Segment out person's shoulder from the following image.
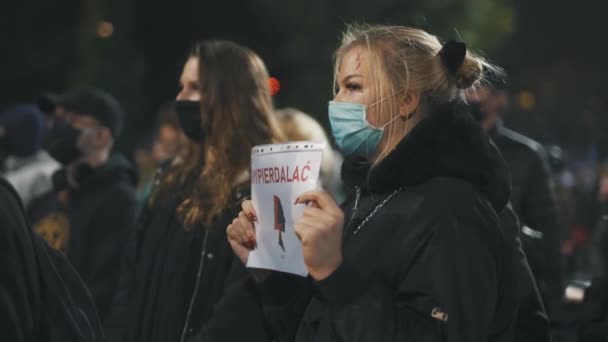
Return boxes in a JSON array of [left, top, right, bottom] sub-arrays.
[[0, 177, 30, 237], [112, 180, 137, 198], [101, 158, 138, 200], [405, 176, 481, 212], [496, 126, 546, 158], [28, 190, 59, 212], [383, 178, 489, 235], [400, 178, 503, 243], [101, 182, 137, 210], [0, 177, 24, 211]]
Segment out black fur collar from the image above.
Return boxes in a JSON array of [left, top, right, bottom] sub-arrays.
[[341, 102, 511, 211]]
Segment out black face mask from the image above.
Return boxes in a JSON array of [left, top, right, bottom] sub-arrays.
[[44, 120, 83, 165], [175, 100, 205, 142]]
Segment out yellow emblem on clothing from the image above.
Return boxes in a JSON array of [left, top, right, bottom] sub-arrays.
[[34, 212, 70, 253]]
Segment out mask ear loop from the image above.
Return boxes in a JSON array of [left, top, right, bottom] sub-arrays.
[[367, 93, 399, 130], [379, 114, 401, 129], [370, 93, 418, 130]]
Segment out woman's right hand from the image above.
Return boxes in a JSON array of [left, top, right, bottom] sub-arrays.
[[226, 200, 257, 265]]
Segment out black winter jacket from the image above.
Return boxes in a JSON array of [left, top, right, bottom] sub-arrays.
[[195, 103, 550, 341], [124, 176, 256, 342], [0, 177, 104, 342], [490, 122, 562, 304], [27, 155, 138, 325]]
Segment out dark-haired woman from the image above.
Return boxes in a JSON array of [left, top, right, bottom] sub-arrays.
[[125, 40, 284, 342]]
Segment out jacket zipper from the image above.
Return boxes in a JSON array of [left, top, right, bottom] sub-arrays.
[[345, 186, 361, 234], [179, 229, 210, 342]]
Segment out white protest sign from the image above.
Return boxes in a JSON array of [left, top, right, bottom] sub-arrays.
[[246, 141, 325, 277]]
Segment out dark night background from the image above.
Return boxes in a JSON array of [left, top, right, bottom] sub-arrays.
[[1, 0, 606, 157]]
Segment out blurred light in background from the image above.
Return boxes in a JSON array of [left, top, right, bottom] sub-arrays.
[[269, 77, 281, 96], [97, 21, 114, 39], [518, 90, 536, 110]]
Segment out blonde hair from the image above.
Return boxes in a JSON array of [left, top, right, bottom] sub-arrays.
[[333, 24, 501, 161], [275, 107, 329, 143], [275, 107, 338, 176], [275, 107, 345, 202]]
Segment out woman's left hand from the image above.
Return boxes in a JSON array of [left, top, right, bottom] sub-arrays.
[[294, 190, 345, 281]]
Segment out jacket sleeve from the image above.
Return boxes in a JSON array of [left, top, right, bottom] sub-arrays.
[[314, 211, 511, 341], [86, 186, 137, 319], [0, 180, 41, 341], [190, 269, 312, 342], [520, 148, 563, 297], [189, 195, 314, 342]]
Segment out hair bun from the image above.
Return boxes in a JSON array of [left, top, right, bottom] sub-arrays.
[[455, 55, 483, 89], [438, 40, 483, 89], [438, 41, 466, 73]]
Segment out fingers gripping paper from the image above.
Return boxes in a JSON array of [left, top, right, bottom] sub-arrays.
[[247, 142, 325, 277]]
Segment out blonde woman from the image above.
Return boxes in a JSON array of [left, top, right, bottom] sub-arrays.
[[220, 25, 548, 341]]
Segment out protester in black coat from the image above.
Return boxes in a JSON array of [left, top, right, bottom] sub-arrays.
[[221, 25, 549, 341], [491, 123, 563, 301], [498, 205, 551, 342], [471, 85, 563, 307], [126, 179, 254, 341], [1, 176, 104, 342], [124, 40, 284, 342], [215, 103, 549, 342], [28, 155, 138, 321], [28, 87, 138, 336]]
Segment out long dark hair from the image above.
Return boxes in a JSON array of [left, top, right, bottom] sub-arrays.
[[153, 40, 285, 228]]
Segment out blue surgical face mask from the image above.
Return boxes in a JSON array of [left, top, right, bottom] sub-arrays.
[[328, 100, 400, 158]]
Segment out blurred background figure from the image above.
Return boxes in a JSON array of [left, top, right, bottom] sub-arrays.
[[469, 84, 563, 309], [275, 107, 346, 203], [27, 86, 138, 339], [132, 133, 155, 211], [584, 164, 608, 276], [0, 104, 60, 207], [545, 146, 581, 273], [152, 103, 185, 166], [132, 103, 186, 211]]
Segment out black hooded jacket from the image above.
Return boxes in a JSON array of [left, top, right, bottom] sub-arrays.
[[490, 121, 562, 305], [0, 176, 104, 342], [194, 103, 550, 342], [27, 155, 138, 325], [123, 169, 255, 342]]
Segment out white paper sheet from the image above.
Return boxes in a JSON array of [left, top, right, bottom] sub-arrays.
[[246, 141, 325, 277]]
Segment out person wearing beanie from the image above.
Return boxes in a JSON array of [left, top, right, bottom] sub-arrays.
[[0, 104, 60, 207], [28, 86, 138, 338]]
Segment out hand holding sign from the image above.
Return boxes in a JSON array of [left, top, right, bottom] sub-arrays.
[[226, 201, 257, 265], [228, 191, 345, 281], [294, 190, 344, 280], [244, 142, 325, 277]]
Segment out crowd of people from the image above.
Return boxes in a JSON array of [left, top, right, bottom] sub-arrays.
[[1, 23, 607, 342]]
